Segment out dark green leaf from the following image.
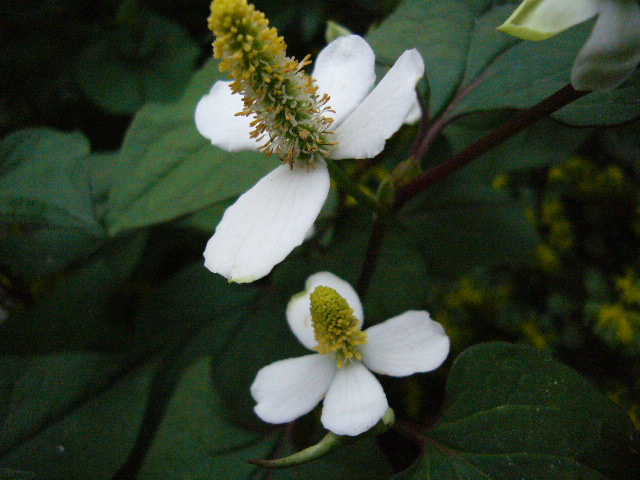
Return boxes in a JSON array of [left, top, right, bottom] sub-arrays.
[[139, 357, 393, 480], [444, 115, 592, 175], [272, 438, 393, 480], [74, 12, 199, 115], [400, 164, 539, 278], [0, 232, 147, 353], [86, 151, 120, 223], [0, 129, 104, 276], [105, 59, 277, 234], [0, 353, 157, 480], [0, 467, 36, 480], [137, 358, 278, 479], [398, 343, 638, 479], [368, 0, 640, 126]]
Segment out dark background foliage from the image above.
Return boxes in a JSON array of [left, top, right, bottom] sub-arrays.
[[0, 0, 639, 479]]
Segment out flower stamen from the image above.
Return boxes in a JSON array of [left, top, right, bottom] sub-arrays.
[[207, 0, 335, 169], [310, 286, 368, 367]]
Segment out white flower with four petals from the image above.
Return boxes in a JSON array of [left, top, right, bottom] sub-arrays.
[[196, 35, 424, 282], [250, 272, 450, 436]]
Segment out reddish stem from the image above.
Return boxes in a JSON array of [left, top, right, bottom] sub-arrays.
[[394, 84, 588, 209]]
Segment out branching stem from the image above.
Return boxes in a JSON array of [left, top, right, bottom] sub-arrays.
[[394, 84, 588, 209]]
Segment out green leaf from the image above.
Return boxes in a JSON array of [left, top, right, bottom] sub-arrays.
[[86, 151, 120, 223], [398, 343, 638, 479], [400, 163, 539, 278], [139, 357, 393, 480], [105, 59, 277, 234], [0, 232, 147, 353], [0, 467, 36, 480], [137, 357, 277, 479], [0, 128, 104, 276], [272, 438, 393, 480], [444, 114, 592, 175], [73, 11, 199, 115], [0, 353, 158, 480], [368, 0, 640, 126]]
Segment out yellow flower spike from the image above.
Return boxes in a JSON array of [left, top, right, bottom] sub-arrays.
[[310, 286, 368, 367], [206, 0, 334, 169]]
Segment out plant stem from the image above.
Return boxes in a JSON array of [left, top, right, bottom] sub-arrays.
[[357, 216, 388, 299], [411, 71, 489, 163], [325, 159, 385, 216], [394, 84, 588, 209]]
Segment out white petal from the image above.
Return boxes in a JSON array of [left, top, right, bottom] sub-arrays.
[[497, 0, 599, 41], [195, 81, 261, 152], [330, 49, 424, 160], [571, 0, 640, 91], [360, 311, 449, 377], [251, 354, 336, 424], [312, 35, 376, 126], [286, 290, 318, 350], [286, 271, 364, 350], [321, 362, 388, 436], [203, 163, 330, 282], [404, 93, 422, 124]]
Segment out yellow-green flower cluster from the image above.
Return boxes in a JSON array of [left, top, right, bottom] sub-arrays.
[[310, 286, 368, 367], [435, 276, 512, 350], [532, 157, 639, 272], [548, 158, 632, 201], [207, 0, 334, 168], [594, 270, 640, 353]]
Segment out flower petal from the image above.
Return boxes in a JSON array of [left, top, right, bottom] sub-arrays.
[[360, 311, 449, 377], [251, 354, 336, 424], [287, 271, 365, 350], [203, 162, 330, 282], [195, 80, 261, 152], [404, 93, 422, 124], [329, 49, 424, 160], [312, 35, 376, 126], [497, 0, 599, 41], [286, 290, 318, 350], [571, 0, 640, 91], [321, 361, 388, 436]]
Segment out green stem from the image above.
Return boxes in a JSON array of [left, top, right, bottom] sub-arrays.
[[394, 84, 588, 210], [325, 159, 385, 217]]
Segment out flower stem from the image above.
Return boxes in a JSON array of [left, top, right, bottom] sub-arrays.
[[325, 159, 385, 216], [357, 216, 388, 299], [394, 84, 588, 209]]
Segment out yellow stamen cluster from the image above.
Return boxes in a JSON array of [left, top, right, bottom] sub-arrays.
[[208, 0, 335, 168], [310, 286, 367, 368]]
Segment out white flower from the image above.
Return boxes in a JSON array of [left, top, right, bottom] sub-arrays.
[[195, 35, 424, 282], [250, 272, 450, 436], [497, 0, 640, 91]]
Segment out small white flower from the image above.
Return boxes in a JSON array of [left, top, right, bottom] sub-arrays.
[[497, 0, 640, 91], [250, 272, 449, 436], [196, 35, 424, 282]]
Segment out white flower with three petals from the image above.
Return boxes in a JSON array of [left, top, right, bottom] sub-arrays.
[[250, 272, 450, 436], [195, 35, 424, 283], [498, 0, 640, 91]]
